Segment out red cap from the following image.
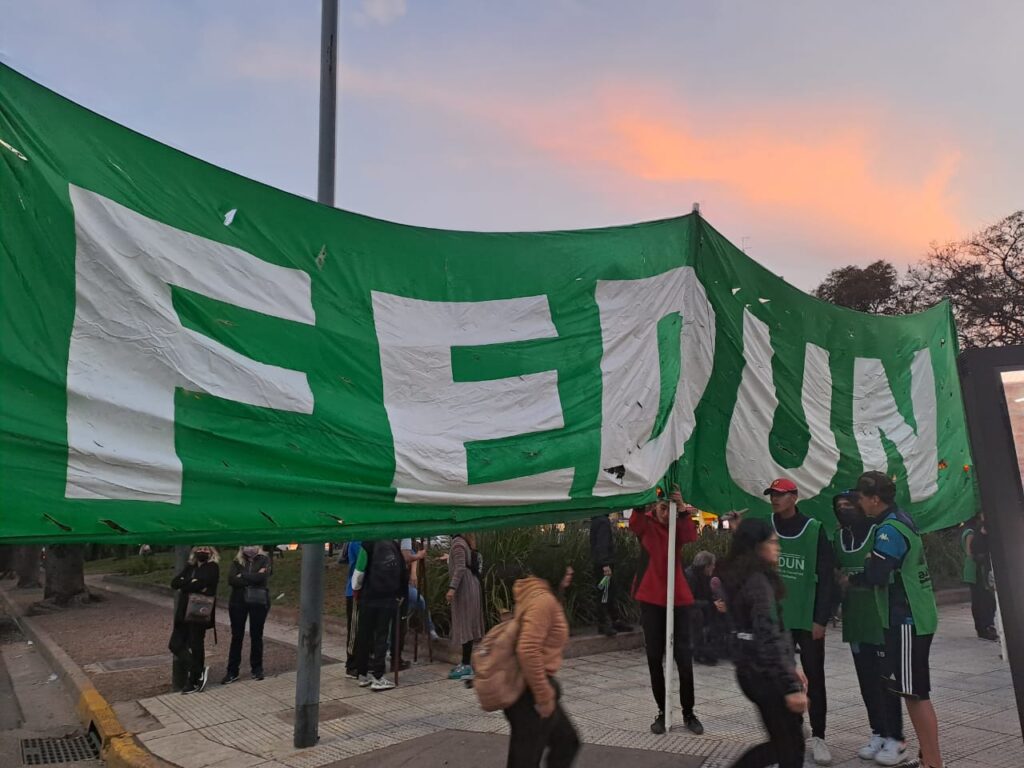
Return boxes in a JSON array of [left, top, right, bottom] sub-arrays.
[[763, 478, 798, 495]]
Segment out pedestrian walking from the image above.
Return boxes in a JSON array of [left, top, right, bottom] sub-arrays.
[[502, 565, 580, 768], [721, 517, 807, 768], [849, 471, 943, 768], [629, 486, 704, 735], [962, 513, 998, 641], [589, 512, 632, 636], [832, 491, 905, 765], [446, 532, 484, 681], [169, 546, 220, 694], [351, 539, 408, 691], [222, 545, 271, 684], [765, 477, 834, 764]]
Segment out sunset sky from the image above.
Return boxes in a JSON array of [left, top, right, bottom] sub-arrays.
[[2, 0, 1021, 287]]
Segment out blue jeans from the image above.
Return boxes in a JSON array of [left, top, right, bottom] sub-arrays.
[[408, 585, 434, 633]]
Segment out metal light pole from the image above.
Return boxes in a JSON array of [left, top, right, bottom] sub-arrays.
[[294, 0, 338, 749], [170, 545, 190, 691]]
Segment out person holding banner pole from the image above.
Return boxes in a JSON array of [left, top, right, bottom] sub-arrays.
[[766, 478, 834, 765], [628, 485, 703, 736]]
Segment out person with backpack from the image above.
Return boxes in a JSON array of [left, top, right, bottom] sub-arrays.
[[351, 539, 408, 691], [721, 518, 807, 768], [222, 545, 272, 684], [832, 492, 905, 765], [169, 546, 220, 695], [446, 532, 484, 681], [473, 564, 579, 768]]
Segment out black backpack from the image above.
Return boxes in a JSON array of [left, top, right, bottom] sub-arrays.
[[366, 540, 402, 597]]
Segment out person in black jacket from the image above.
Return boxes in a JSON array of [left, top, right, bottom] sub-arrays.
[[686, 550, 727, 664], [721, 518, 807, 768], [589, 513, 632, 636], [351, 539, 408, 691], [169, 546, 220, 694], [222, 546, 272, 684]]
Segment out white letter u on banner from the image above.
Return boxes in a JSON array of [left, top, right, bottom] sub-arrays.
[[725, 309, 839, 500]]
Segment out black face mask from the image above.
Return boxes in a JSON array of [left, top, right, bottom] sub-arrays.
[[195, 552, 210, 563], [835, 504, 861, 529]]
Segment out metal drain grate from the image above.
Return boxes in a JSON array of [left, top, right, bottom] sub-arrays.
[[20, 735, 100, 765]]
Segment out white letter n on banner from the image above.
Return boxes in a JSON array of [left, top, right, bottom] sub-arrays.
[[372, 291, 573, 505], [65, 186, 315, 504], [853, 351, 938, 501]]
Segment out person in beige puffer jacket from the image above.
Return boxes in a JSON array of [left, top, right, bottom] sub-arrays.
[[504, 570, 580, 768]]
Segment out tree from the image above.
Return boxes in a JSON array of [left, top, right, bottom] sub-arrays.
[[903, 211, 1024, 348], [29, 545, 96, 613], [813, 260, 901, 313], [811, 212, 1023, 349], [14, 546, 41, 588]]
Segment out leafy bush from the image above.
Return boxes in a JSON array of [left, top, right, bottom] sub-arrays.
[[425, 518, 739, 632], [425, 519, 967, 632], [923, 527, 966, 590]]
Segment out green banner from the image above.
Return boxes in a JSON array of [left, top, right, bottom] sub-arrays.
[[0, 65, 976, 544]]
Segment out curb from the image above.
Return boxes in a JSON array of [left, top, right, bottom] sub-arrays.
[[0, 587, 175, 768]]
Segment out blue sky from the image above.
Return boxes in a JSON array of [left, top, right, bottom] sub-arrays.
[[2, 0, 1021, 286]]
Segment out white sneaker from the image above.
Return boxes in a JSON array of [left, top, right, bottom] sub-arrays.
[[370, 675, 396, 692], [357, 674, 372, 687], [857, 734, 885, 760], [873, 738, 907, 766], [810, 736, 832, 765]]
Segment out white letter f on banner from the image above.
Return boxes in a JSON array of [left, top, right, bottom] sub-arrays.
[[65, 186, 315, 504]]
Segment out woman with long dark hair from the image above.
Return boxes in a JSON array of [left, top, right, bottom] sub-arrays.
[[720, 518, 807, 768]]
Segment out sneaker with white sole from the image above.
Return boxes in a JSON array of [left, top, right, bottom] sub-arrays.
[[858, 734, 885, 760], [873, 738, 907, 766], [810, 736, 832, 765], [196, 666, 209, 693], [357, 674, 372, 687], [370, 676, 396, 692], [447, 664, 474, 681]]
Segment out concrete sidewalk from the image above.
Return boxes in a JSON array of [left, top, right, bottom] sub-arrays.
[[5, 576, 1021, 768], [128, 601, 1021, 768]]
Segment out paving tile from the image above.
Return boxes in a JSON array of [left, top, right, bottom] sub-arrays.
[[145, 732, 249, 768], [124, 601, 1017, 768]]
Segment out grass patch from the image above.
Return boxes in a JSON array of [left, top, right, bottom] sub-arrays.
[[107, 550, 352, 618]]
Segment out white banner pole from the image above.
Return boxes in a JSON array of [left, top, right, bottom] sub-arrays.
[[665, 499, 677, 731]]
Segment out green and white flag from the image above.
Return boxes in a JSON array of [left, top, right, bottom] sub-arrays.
[[0, 65, 976, 544]]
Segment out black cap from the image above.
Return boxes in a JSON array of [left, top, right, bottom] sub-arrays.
[[855, 471, 896, 501]]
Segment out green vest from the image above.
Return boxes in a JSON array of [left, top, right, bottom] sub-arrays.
[[874, 518, 938, 636], [774, 516, 820, 632], [961, 527, 977, 584], [835, 526, 885, 645]]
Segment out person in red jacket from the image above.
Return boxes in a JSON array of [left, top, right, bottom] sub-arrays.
[[629, 485, 703, 736]]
